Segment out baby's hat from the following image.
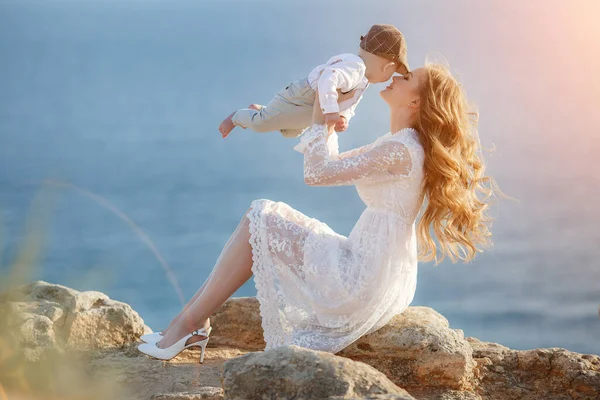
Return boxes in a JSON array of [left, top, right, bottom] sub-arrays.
[[360, 24, 409, 75]]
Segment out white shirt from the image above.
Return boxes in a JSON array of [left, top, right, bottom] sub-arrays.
[[307, 53, 370, 121]]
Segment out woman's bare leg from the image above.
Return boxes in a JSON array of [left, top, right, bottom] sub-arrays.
[[159, 202, 255, 336], [156, 211, 254, 348], [158, 270, 215, 336]]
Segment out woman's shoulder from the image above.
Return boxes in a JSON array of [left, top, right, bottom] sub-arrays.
[[376, 128, 423, 153]]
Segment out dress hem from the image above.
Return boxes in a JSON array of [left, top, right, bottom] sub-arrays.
[[247, 199, 286, 351]]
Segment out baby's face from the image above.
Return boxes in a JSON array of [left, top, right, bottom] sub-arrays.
[[365, 56, 397, 83], [378, 65, 397, 83]]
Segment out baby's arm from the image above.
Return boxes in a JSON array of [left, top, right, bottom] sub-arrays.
[[336, 90, 365, 132], [317, 60, 365, 122], [339, 100, 359, 122]]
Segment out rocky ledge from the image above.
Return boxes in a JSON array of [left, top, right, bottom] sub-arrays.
[[0, 281, 598, 400]]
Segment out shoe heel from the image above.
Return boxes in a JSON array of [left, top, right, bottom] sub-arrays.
[[185, 336, 210, 364], [199, 338, 209, 364]]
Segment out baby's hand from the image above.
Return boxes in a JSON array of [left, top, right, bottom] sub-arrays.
[[324, 112, 341, 125], [334, 116, 349, 132]]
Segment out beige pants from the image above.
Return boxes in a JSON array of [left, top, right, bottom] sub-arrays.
[[232, 78, 316, 138]]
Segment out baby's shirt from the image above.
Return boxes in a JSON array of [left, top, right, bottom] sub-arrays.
[[307, 53, 370, 121]]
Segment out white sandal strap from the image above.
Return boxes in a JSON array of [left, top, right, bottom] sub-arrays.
[[191, 326, 211, 336]]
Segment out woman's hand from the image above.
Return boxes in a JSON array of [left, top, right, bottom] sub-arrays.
[[334, 116, 349, 132]]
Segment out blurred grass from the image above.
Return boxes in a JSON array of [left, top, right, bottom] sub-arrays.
[[0, 183, 131, 400]]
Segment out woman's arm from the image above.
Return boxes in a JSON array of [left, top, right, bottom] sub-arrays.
[[296, 92, 414, 187]]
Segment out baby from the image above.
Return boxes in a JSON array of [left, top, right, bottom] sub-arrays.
[[218, 24, 409, 139]]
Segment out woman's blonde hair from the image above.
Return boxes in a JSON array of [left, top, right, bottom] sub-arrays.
[[413, 62, 501, 265]]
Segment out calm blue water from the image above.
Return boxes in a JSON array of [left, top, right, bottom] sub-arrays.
[[1, 0, 599, 355]]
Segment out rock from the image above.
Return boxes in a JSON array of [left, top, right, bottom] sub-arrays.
[[17, 312, 61, 362], [468, 337, 600, 400], [19, 313, 56, 347], [340, 307, 475, 391], [413, 390, 482, 400], [208, 297, 265, 350], [209, 300, 475, 392], [171, 382, 188, 392], [18, 280, 81, 305], [87, 344, 245, 400], [63, 297, 147, 349], [151, 387, 223, 400], [349, 396, 416, 400], [3, 281, 599, 400], [1, 280, 149, 359], [221, 345, 415, 400]]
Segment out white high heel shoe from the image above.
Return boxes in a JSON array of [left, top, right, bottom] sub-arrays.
[[137, 326, 212, 363], [140, 331, 163, 344]]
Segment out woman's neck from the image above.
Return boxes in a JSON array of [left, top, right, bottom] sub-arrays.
[[389, 106, 415, 134]]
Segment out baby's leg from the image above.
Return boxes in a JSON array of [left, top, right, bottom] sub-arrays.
[[278, 107, 313, 138], [220, 79, 314, 137], [232, 102, 312, 134]]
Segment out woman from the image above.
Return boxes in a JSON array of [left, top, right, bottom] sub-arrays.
[[138, 63, 495, 362]]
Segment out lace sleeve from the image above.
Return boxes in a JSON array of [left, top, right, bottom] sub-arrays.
[[337, 142, 374, 160], [316, 132, 372, 160], [299, 124, 413, 187]]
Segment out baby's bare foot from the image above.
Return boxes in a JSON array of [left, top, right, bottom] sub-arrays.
[[219, 111, 236, 138], [248, 104, 263, 111]]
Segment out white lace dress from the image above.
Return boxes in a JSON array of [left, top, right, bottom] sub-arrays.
[[246, 123, 425, 354]]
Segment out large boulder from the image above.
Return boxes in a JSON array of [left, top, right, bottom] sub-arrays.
[[153, 297, 600, 399], [221, 345, 415, 400], [340, 307, 475, 391], [210, 299, 475, 392], [468, 337, 600, 400], [0, 280, 149, 360]]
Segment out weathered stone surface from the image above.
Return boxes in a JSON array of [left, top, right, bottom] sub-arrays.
[[209, 299, 475, 392], [1, 280, 149, 359], [468, 337, 600, 400], [221, 345, 415, 400], [63, 297, 147, 349], [408, 389, 482, 400], [340, 307, 475, 391], [208, 297, 265, 350], [88, 344, 248, 400], [151, 387, 223, 400], [3, 282, 599, 400]]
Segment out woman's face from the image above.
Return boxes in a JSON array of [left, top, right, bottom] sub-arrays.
[[380, 67, 425, 107]]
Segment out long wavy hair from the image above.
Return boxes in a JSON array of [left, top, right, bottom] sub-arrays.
[[413, 63, 501, 265]]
